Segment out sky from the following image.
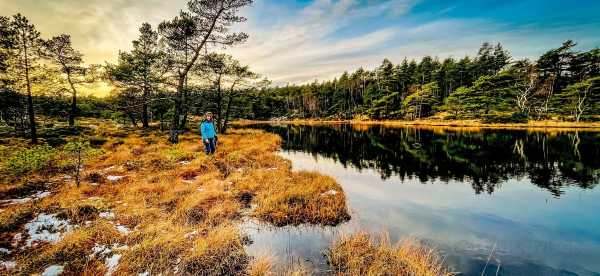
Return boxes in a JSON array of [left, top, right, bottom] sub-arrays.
[[2, 0, 600, 87]]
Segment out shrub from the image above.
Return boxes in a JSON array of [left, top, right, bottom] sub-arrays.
[[5, 145, 57, 175], [481, 112, 528, 124]]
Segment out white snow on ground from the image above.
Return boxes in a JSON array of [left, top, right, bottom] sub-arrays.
[[106, 175, 125, 182], [90, 244, 112, 258], [115, 224, 130, 234], [89, 243, 128, 275], [0, 191, 52, 206], [41, 265, 64, 276], [12, 233, 21, 247], [320, 190, 338, 197], [138, 272, 149, 276], [24, 213, 74, 247], [0, 247, 11, 254], [105, 254, 121, 275], [184, 230, 198, 239], [1, 261, 16, 271], [89, 243, 128, 259], [99, 212, 115, 220]]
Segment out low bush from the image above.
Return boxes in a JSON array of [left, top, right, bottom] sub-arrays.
[[4, 145, 57, 175], [481, 112, 528, 123]]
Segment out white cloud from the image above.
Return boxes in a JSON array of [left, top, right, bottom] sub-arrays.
[[2, 0, 598, 88]]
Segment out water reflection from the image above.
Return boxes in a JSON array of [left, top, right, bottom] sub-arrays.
[[237, 124, 600, 275], [253, 124, 600, 197]]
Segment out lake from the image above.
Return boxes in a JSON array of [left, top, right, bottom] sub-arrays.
[[238, 123, 600, 276]]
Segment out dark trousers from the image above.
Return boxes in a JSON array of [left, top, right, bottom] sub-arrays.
[[204, 137, 216, 154]]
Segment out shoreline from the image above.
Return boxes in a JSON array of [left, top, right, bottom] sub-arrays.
[[233, 119, 600, 131]]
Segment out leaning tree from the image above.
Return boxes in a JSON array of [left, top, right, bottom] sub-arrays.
[[158, 0, 253, 143]]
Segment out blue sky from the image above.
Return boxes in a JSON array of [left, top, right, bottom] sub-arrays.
[[2, 0, 600, 86], [229, 0, 600, 84]]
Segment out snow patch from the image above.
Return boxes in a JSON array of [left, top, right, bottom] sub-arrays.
[[99, 212, 115, 220], [106, 175, 125, 182], [0, 247, 11, 254], [178, 160, 191, 165], [24, 213, 73, 247], [320, 190, 338, 197], [105, 254, 121, 275], [115, 224, 130, 234], [0, 191, 52, 206], [42, 265, 64, 276], [90, 244, 112, 258], [184, 230, 198, 239], [1, 261, 16, 271], [12, 233, 21, 247]]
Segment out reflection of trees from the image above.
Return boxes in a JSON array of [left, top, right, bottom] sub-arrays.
[[254, 124, 600, 196]]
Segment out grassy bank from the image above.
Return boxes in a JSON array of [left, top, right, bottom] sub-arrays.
[[0, 121, 448, 275], [234, 119, 600, 132]]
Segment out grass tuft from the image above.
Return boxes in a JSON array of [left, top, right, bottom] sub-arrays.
[[327, 232, 452, 276]]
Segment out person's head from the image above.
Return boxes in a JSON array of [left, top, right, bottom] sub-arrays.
[[205, 112, 213, 121]]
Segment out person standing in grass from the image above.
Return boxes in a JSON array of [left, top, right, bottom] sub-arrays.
[[200, 112, 217, 154]]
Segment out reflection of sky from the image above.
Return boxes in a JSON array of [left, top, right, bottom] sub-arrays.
[[244, 151, 600, 275]]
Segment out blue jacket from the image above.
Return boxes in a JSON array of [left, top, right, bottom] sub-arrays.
[[200, 120, 217, 141]]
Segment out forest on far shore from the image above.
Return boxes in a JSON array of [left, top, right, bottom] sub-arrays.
[[252, 41, 600, 123]]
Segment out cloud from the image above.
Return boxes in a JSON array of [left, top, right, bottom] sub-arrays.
[[228, 0, 600, 86], [228, 0, 416, 85], [2, 0, 599, 88], [1, 0, 187, 64]]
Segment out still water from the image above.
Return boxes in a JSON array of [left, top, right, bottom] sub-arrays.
[[239, 124, 600, 275]]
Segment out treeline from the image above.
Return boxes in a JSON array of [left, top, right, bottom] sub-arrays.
[[247, 41, 600, 122], [1, 0, 259, 144]]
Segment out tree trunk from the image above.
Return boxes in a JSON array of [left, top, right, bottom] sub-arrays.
[[142, 86, 149, 128], [169, 77, 184, 143], [128, 111, 138, 127], [142, 101, 149, 128], [215, 75, 223, 132], [67, 73, 77, 127], [23, 41, 37, 144], [222, 94, 234, 134]]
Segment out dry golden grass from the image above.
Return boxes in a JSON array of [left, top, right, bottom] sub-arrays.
[[1, 120, 451, 275], [328, 232, 453, 276], [0, 120, 351, 274]]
